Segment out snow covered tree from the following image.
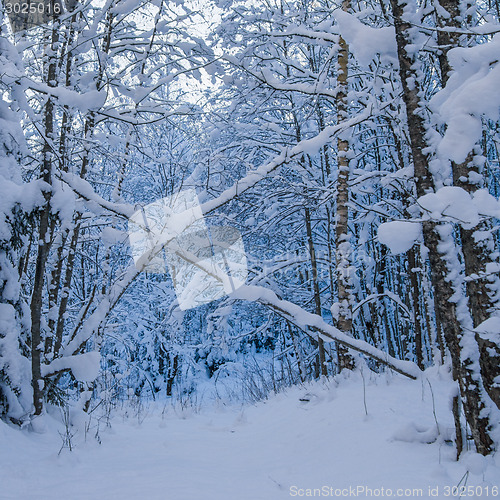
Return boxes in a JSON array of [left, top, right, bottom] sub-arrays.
[[4, 0, 218, 417], [334, 0, 355, 372], [0, 0, 498, 463], [0, 28, 33, 422], [389, 0, 498, 455]]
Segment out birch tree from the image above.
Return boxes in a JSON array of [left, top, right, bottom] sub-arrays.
[[389, 0, 496, 455]]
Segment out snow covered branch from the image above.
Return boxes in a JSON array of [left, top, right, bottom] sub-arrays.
[[233, 285, 422, 380]]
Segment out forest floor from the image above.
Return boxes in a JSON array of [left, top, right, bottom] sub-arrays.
[[1, 368, 499, 500]]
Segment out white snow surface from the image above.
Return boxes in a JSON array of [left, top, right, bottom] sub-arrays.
[[1, 369, 498, 500], [475, 316, 500, 347], [431, 34, 500, 163], [333, 11, 398, 66], [378, 221, 421, 254], [41, 352, 101, 383], [418, 187, 500, 229]]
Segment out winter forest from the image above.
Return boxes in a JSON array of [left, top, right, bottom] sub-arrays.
[[1, 0, 500, 497]]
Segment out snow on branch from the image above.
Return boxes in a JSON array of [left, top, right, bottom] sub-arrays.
[[62, 265, 140, 357], [57, 108, 373, 222], [333, 11, 398, 66], [431, 34, 500, 163], [59, 172, 135, 218], [233, 285, 422, 380], [201, 107, 373, 215], [42, 352, 100, 382]]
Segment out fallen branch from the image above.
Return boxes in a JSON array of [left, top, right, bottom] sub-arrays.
[[233, 285, 422, 380]]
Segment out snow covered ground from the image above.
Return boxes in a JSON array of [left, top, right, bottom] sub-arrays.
[[1, 368, 499, 500]]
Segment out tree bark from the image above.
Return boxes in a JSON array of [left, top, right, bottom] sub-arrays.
[[31, 26, 59, 416], [436, 0, 500, 411], [390, 0, 494, 455], [305, 206, 327, 376], [335, 0, 355, 372]]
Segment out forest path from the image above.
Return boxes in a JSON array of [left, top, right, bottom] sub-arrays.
[[1, 370, 498, 500]]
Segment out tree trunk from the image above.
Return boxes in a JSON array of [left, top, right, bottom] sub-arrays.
[[436, 0, 500, 411], [408, 248, 424, 369], [389, 0, 494, 455], [305, 206, 327, 376], [30, 26, 59, 416], [335, 0, 355, 372]]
